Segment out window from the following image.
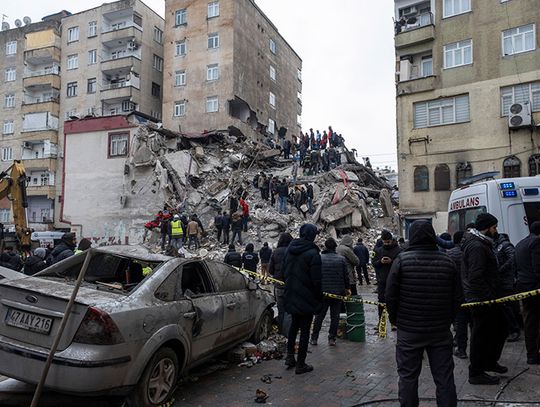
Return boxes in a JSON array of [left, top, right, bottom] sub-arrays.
[[153, 54, 163, 71], [503, 24, 536, 56], [414, 95, 470, 128], [175, 70, 186, 86], [206, 96, 218, 113], [207, 64, 219, 81], [67, 27, 79, 43], [456, 162, 472, 185], [67, 82, 78, 97], [5, 41, 16, 55], [414, 166, 429, 191], [503, 156, 521, 178], [88, 49, 97, 65], [109, 133, 129, 157], [4, 68, 16, 82], [175, 9, 187, 26], [269, 92, 276, 108], [133, 13, 143, 28], [268, 118, 275, 134], [444, 39, 472, 69], [111, 50, 126, 59], [208, 1, 220, 18], [175, 40, 186, 56], [0, 209, 9, 223], [174, 100, 186, 117], [270, 66, 276, 81], [501, 82, 540, 116], [111, 22, 126, 31], [151, 82, 161, 98], [122, 100, 134, 112], [434, 164, 451, 191], [153, 27, 163, 44], [88, 21, 97, 37], [443, 0, 471, 18], [297, 68, 302, 81], [2, 147, 13, 162], [3, 120, 14, 135], [270, 38, 276, 54], [4, 94, 15, 108], [208, 261, 247, 292], [529, 155, 540, 176], [87, 78, 97, 94], [208, 33, 219, 49], [421, 56, 433, 76], [67, 54, 79, 70]]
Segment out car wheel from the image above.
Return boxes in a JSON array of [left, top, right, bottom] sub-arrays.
[[128, 347, 178, 407], [251, 309, 273, 344]]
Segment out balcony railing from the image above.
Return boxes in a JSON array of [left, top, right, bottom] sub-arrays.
[[101, 79, 140, 91], [24, 66, 60, 78], [23, 94, 60, 105], [102, 21, 142, 34], [102, 51, 141, 62], [395, 12, 434, 35]]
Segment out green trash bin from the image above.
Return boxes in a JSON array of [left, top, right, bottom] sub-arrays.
[[345, 295, 366, 342]]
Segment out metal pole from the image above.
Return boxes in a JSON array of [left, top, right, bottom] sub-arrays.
[[30, 249, 95, 407]]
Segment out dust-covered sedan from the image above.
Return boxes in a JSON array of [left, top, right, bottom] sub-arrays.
[[0, 246, 274, 406]]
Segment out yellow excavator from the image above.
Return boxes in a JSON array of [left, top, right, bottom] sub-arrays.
[[0, 160, 32, 255]]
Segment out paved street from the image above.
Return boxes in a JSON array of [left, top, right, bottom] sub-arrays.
[[1, 285, 539, 406]]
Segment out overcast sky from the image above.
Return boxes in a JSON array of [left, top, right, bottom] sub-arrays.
[[2, 0, 397, 169]]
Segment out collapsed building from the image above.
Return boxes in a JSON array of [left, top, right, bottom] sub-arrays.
[[62, 112, 398, 250]]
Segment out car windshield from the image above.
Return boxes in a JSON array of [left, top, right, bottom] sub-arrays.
[[36, 252, 163, 293]]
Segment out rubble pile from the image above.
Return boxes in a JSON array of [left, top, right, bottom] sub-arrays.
[[129, 124, 399, 255]]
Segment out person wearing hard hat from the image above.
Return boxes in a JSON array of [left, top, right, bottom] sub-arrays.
[[170, 215, 185, 251]]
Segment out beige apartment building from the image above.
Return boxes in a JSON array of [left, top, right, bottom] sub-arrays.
[[162, 0, 302, 141], [395, 0, 540, 234]]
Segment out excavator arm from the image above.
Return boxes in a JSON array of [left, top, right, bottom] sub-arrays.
[[0, 161, 32, 251]]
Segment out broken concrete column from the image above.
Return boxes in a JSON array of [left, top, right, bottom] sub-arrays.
[[379, 189, 394, 218], [358, 199, 372, 229]]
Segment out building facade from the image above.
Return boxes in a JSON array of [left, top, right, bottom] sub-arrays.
[[162, 0, 302, 141], [395, 0, 540, 233]]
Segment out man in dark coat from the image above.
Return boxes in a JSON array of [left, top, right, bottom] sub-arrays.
[[241, 243, 259, 272], [49, 233, 77, 265], [259, 242, 272, 278], [214, 211, 224, 243], [461, 213, 508, 385], [269, 233, 293, 335], [224, 244, 242, 268], [23, 248, 48, 276], [386, 221, 462, 407], [311, 238, 350, 346], [515, 221, 540, 365], [283, 224, 322, 374], [221, 211, 231, 245], [354, 238, 371, 285], [373, 230, 402, 326], [0, 247, 23, 271]]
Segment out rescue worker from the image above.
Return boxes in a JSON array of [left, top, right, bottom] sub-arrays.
[[169, 215, 185, 251], [224, 244, 242, 268], [242, 243, 259, 273]]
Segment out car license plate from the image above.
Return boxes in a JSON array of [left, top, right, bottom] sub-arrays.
[[5, 308, 53, 335]]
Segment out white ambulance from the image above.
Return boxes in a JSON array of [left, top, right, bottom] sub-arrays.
[[447, 177, 540, 244]]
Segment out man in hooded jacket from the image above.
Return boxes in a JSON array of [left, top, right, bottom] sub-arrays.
[[386, 220, 461, 407], [49, 233, 76, 265], [23, 248, 48, 276], [461, 213, 508, 385], [283, 224, 322, 374], [337, 235, 360, 295]]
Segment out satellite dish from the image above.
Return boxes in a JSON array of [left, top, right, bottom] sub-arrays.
[[14, 19, 22, 28], [23, 16, 31, 25], [1, 22, 10, 31]]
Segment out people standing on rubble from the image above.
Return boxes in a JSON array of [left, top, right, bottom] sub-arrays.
[[222, 211, 231, 245], [294, 186, 302, 212], [269, 232, 293, 335], [354, 238, 371, 285], [270, 176, 278, 207], [257, 172, 266, 200], [337, 235, 360, 295], [315, 130, 322, 150], [49, 233, 77, 265], [259, 242, 272, 278], [311, 238, 350, 347], [239, 194, 250, 232], [306, 184, 315, 214], [515, 221, 540, 365], [278, 178, 289, 214], [385, 220, 461, 407], [242, 243, 259, 273], [193, 214, 205, 235], [179, 214, 189, 244], [214, 211, 224, 243], [373, 230, 402, 328], [262, 174, 270, 201], [321, 131, 328, 150], [186, 215, 201, 250], [283, 139, 292, 159], [169, 215, 184, 251], [328, 126, 334, 147], [283, 223, 322, 374], [309, 129, 316, 150], [292, 157, 299, 183], [231, 211, 243, 245], [23, 248, 48, 276], [461, 213, 508, 385], [224, 244, 242, 268]]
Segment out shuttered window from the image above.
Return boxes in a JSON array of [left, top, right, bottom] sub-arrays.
[[529, 155, 540, 176], [414, 95, 470, 128], [503, 156, 521, 178], [414, 166, 429, 192], [501, 81, 540, 116], [434, 164, 451, 191]]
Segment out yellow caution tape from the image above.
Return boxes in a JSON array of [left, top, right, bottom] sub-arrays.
[[461, 288, 540, 308], [238, 268, 388, 338]]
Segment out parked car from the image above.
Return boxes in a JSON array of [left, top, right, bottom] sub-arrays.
[[0, 245, 274, 406]]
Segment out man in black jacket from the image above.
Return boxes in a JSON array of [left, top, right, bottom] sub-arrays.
[[461, 213, 508, 385], [48, 233, 76, 265], [311, 238, 350, 346], [241, 243, 259, 272], [386, 220, 461, 407], [283, 223, 322, 374], [515, 221, 540, 365], [269, 233, 293, 335], [224, 244, 242, 268], [23, 248, 48, 275], [259, 242, 272, 278], [354, 238, 370, 285]]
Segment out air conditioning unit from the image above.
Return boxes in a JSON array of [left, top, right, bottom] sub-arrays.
[[23, 141, 32, 149], [508, 102, 532, 129], [127, 41, 138, 51]]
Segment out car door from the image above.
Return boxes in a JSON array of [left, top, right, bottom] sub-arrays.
[[205, 261, 252, 345]]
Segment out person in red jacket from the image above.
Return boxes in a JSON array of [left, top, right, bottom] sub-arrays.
[[239, 195, 249, 232]]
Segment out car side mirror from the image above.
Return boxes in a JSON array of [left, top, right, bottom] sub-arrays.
[[247, 280, 258, 291]]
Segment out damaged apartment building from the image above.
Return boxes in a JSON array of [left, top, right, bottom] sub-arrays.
[[162, 0, 303, 142]]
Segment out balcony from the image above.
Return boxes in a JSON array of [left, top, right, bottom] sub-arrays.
[[101, 84, 141, 102], [22, 112, 59, 133], [101, 55, 141, 73], [395, 13, 435, 50], [22, 100, 60, 116], [24, 46, 61, 65], [23, 157, 57, 172], [397, 75, 437, 95], [19, 130, 58, 143], [101, 25, 142, 47]]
